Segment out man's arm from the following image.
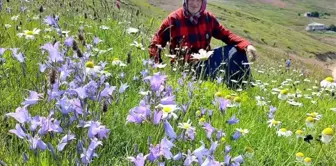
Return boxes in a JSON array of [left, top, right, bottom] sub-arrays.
[[149, 17, 173, 63], [210, 14, 250, 51]]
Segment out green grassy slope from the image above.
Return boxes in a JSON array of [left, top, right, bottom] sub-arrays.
[[1, 0, 336, 165]]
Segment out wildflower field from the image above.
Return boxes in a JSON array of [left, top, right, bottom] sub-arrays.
[[1, 0, 336, 165]]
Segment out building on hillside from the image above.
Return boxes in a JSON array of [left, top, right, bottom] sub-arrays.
[[305, 22, 326, 31], [304, 12, 311, 17]]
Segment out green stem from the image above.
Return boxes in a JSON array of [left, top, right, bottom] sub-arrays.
[[282, 140, 302, 166], [199, 61, 205, 81], [314, 144, 323, 164]]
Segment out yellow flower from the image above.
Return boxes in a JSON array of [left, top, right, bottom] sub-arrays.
[[221, 137, 226, 143], [305, 117, 315, 128], [281, 89, 288, 95], [163, 107, 172, 113], [322, 128, 334, 135], [280, 128, 287, 132], [267, 119, 281, 128], [325, 77, 334, 82], [113, 57, 120, 61], [196, 110, 201, 117], [183, 123, 190, 129], [296, 152, 304, 157], [85, 61, 94, 68], [199, 117, 206, 123], [26, 30, 35, 35], [245, 147, 254, 158], [305, 117, 315, 122], [225, 95, 232, 99], [309, 112, 318, 117], [295, 129, 304, 138], [245, 147, 254, 153], [233, 96, 241, 103], [236, 128, 249, 135], [304, 157, 312, 165], [278, 90, 289, 100], [215, 92, 223, 97], [296, 152, 305, 162], [321, 128, 334, 144], [272, 120, 280, 125], [178, 120, 193, 130], [295, 130, 304, 135]]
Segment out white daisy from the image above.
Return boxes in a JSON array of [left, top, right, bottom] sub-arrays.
[[321, 128, 333, 144], [303, 157, 312, 166], [276, 128, 292, 137], [165, 54, 176, 58], [130, 41, 145, 50], [305, 117, 315, 128], [296, 152, 304, 162], [112, 58, 127, 67], [32, 15, 40, 20], [153, 63, 167, 69], [139, 90, 151, 96], [306, 112, 322, 120], [295, 130, 305, 139], [85, 61, 102, 75], [257, 70, 265, 74], [320, 77, 336, 89], [304, 78, 311, 82], [267, 119, 281, 128], [100, 70, 111, 78], [178, 120, 195, 130], [5, 24, 12, 28], [44, 28, 52, 32], [278, 89, 288, 100], [157, 104, 179, 120], [99, 25, 110, 30], [191, 49, 214, 61], [236, 128, 249, 135], [126, 27, 139, 34], [11, 15, 19, 21], [17, 28, 41, 40], [287, 100, 303, 107]]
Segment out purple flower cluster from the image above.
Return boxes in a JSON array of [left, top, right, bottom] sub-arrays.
[[5, 36, 124, 164], [126, 71, 246, 166]]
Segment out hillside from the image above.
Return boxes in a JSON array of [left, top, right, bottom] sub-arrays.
[[1, 0, 336, 165], [126, 0, 336, 76]]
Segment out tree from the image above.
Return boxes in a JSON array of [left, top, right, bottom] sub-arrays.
[[311, 11, 320, 17], [327, 24, 336, 32]]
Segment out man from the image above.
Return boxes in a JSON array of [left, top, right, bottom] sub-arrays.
[[149, 0, 257, 87], [286, 59, 291, 70]]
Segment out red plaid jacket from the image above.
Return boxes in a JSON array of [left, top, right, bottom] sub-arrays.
[[149, 8, 250, 62]]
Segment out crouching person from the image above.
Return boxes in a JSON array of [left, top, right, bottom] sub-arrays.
[[149, 0, 257, 88]]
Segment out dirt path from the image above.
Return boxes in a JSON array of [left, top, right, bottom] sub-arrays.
[[287, 52, 336, 76]]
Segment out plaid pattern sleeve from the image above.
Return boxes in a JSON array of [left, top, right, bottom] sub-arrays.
[[148, 16, 172, 62], [209, 12, 250, 51]]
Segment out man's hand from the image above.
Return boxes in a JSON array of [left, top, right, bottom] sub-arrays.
[[245, 45, 257, 62]]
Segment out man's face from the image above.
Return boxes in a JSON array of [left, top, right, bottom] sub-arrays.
[[187, 0, 203, 14]]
